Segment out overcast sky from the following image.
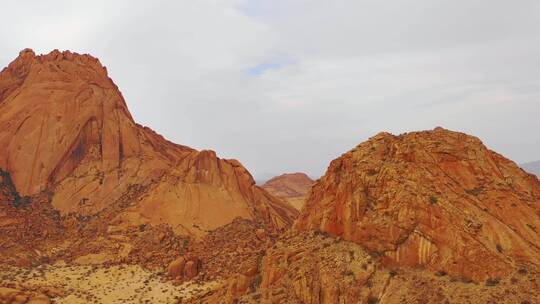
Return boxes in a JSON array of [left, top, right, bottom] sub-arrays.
[[1, 0, 539, 180]]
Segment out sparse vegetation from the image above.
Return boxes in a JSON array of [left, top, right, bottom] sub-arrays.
[[367, 296, 379, 304], [485, 277, 500, 286], [435, 270, 447, 277], [465, 187, 483, 196], [429, 195, 438, 204], [251, 274, 262, 291]]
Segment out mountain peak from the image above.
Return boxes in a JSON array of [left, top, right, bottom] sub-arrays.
[[0, 50, 297, 236], [296, 128, 540, 280], [15, 48, 107, 71], [262, 172, 315, 210]]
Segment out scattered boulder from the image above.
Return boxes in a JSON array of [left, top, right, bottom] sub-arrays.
[[184, 260, 199, 279], [255, 229, 267, 241], [167, 257, 186, 279]]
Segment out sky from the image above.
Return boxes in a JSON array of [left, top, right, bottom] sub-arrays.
[[1, 0, 539, 180]]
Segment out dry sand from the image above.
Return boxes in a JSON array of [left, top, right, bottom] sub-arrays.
[[0, 263, 220, 303]]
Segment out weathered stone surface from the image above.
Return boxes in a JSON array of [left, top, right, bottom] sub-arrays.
[[247, 232, 540, 304], [262, 173, 315, 210], [0, 286, 52, 304], [255, 228, 267, 241], [296, 128, 540, 280], [0, 49, 298, 237], [167, 257, 186, 279], [184, 259, 199, 279]]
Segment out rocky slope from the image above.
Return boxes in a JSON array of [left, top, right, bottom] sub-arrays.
[[248, 232, 539, 304], [0, 49, 297, 239], [295, 128, 540, 281], [262, 173, 315, 210], [189, 128, 540, 304]]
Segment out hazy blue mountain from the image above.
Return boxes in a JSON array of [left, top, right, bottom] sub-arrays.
[[521, 160, 540, 177]]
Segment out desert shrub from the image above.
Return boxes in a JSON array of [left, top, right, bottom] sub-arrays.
[[465, 187, 483, 196], [251, 274, 262, 290], [460, 276, 473, 284], [435, 270, 447, 277], [485, 277, 500, 286]]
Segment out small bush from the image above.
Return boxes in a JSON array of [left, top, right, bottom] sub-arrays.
[[485, 277, 500, 286], [429, 196, 438, 204], [251, 274, 262, 290], [341, 270, 354, 277], [435, 270, 447, 277], [367, 296, 379, 304], [460, 276, 473, 284]]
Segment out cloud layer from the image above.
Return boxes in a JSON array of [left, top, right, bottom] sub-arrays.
[[1, 0, 539, 180]]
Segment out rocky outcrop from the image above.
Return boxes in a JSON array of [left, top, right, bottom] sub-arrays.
[[296, 128, 540, 281], [167, 256, 200, 280], [247, 232, 540, 304], [262, 173, 315, 210], [0, 49, 297, 237]]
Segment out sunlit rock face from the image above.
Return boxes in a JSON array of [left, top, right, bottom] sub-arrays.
[[295, 127, 540, 280], [0, 49, 298, 237]]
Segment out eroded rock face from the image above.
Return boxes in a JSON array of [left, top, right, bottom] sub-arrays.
[[246, 232, 540, 304], [296, 128, 540, 280], [0, 49, 297, 237], [262, 173, 315, 210]]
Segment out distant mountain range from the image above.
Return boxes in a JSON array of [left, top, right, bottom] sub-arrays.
[[262, 173, 315, 210], [521, 160, 540, 177]]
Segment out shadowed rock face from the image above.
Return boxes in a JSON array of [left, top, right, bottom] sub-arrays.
[[0, 49, 297, 237], [295, 128, 540, 280], [262, 173, 315, 210]]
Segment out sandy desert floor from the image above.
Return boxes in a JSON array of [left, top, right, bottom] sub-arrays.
[[0, 263, 220, 303]]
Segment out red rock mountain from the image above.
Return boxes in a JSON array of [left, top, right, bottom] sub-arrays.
[[262, 173, 314, 210], [0, 49, 297, 237], [295, 128, 540, 281], [3, 50, 540, 303]]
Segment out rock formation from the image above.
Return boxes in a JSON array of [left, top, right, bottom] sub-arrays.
[[295, 128, 540, 281], [3, 49, 540, 303], [262, 173, 314, 210], [247, 231, 540, 304], [0, 49, 297, 238]]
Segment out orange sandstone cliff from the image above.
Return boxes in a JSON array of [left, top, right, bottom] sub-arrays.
[[0, 49, 297, 238]]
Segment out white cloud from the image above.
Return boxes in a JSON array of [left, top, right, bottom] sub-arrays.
[[1, 0, 539, 178]]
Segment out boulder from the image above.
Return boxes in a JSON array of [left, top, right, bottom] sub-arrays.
[[167, 257, 186, 279]]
